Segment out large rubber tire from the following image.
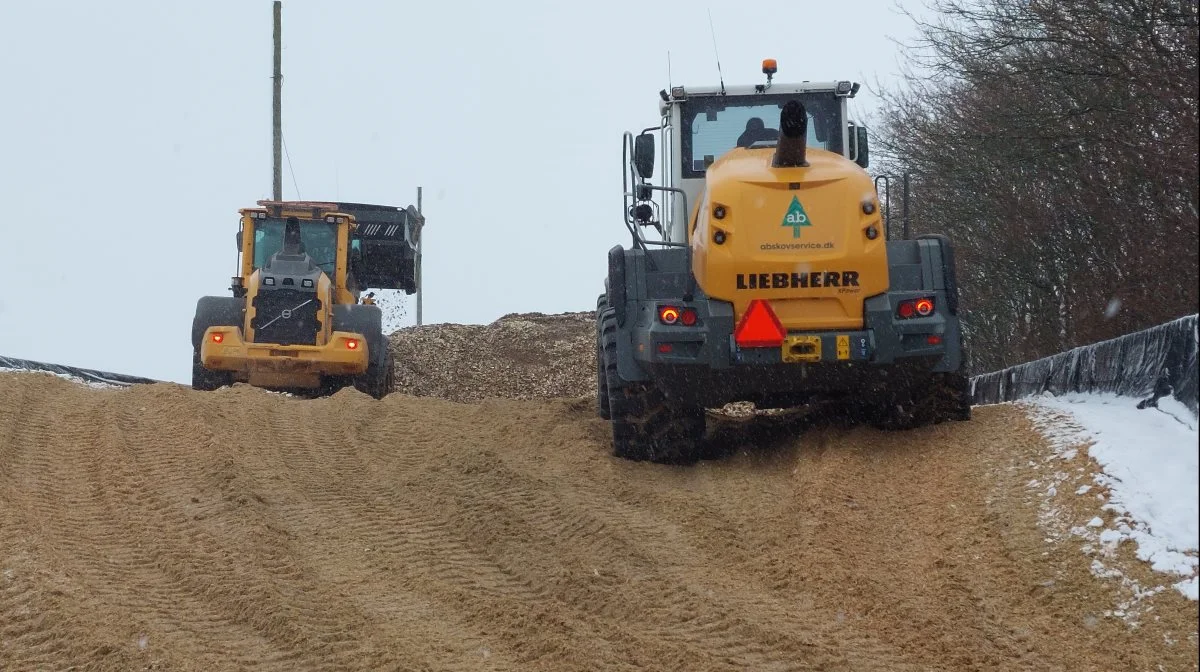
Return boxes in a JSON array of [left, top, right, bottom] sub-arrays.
[[191, 296, 244, 350], [600, 311, 705, 463], [355, 349, 395, 400], [944, 371, 973, 422], [596, 294, 611, 420], [332, 304, 393, 400], [871, 371, 971, 430], [192, 347, 233, 391], [191, 296, 243, 391]]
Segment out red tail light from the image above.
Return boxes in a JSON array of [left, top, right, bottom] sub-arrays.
[[897, 297, 935, 320], [345, 339, 359, 350], [734, 299, 786, 348], [659, 305, 701, 327], [210, 332, 224, 344], [927, 334, 943, 345]]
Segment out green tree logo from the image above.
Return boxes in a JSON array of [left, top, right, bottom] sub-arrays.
[[782, 196, 812, 238]]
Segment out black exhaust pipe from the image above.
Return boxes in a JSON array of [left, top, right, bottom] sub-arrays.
[[283, 216, 304, 255], [772, 100, 809, 168]]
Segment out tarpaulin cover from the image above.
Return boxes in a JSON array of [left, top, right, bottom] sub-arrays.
[[0, 355, 160, 387], [970, 314, 1198, 417]]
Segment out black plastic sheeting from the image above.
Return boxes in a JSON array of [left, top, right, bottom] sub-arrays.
[[0, 355, 160, 387], [970, 314, 1198, 416]]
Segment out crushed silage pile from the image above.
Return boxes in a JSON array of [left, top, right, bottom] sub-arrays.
[[387, 311, 597, 403], [385, 310, 794, 418]]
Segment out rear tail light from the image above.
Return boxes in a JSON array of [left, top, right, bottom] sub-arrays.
[[345, 339, 359, 350], [657, 305, 701, 327], [210, 332, 225, 344], [896, 297, 935, 320]]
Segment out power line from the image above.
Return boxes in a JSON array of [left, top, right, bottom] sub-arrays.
[[282, 131, 301, 200]]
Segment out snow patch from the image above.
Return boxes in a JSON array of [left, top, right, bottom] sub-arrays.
[[1021, 392, 1199, 601], [1176, 576, 1199, 601], [0, 367, 126, 390]]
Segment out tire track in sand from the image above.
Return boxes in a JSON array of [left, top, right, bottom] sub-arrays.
[[1, 370, 1196, 671]]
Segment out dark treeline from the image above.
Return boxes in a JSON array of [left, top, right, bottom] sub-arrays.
[[873, 0, 1198, 373]]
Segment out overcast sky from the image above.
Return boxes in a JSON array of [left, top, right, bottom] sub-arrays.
[[0, 0, 925, 384]]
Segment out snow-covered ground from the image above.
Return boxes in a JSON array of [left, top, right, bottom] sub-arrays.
[[0, 367, 128, 390], [1022, 392, 1199, 602]]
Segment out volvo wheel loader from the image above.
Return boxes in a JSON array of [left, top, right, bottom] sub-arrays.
[[596, 59, 971, 462], [191, 199, 424, 399]]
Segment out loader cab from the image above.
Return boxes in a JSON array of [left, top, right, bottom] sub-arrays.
[[233, 199, 424, 304], [634, 64, 867, 245], [235, 202, 356, 305]]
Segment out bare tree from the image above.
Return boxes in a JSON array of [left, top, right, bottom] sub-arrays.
[[872, 0, 1198, 373]]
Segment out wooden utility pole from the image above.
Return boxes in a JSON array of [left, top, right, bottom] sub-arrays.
[[272, 1, 283, 201], [416, 186, 423, 326]]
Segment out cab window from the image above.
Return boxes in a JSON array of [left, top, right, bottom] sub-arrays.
[[252, 219, 338, 276], [680, 93, 843, 177]]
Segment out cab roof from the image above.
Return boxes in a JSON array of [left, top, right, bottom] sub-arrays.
[[242, 200, 425, 236], [665, 81, 855, 100]]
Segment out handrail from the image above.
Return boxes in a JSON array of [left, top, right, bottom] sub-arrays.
[[620, 131, 697, 300]]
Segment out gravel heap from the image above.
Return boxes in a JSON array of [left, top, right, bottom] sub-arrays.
[[387, 311, 597, 403], [387, 311, 795, 417]]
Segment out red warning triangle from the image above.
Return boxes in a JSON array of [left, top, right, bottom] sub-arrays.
[[734, 299, 786, 348]]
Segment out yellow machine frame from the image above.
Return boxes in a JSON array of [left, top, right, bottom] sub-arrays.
[[199, 201, 374, 389]]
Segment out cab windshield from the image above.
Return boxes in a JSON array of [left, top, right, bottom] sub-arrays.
[[680, 92, 843, 178], [252, 219, 338, 277]]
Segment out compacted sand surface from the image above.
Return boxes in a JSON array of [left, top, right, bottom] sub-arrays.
[[1, 370, 1196, 671]]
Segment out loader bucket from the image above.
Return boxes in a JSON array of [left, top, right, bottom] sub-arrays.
[[336, 201, 425, 294]]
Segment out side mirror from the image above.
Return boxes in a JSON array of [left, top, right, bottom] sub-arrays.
[[855, 126, 870, 169], [235, 230, 243, 253], [634, 133, 655, 179]]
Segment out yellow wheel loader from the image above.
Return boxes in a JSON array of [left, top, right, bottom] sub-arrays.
[[191, 200, 424, 399], [596, 59, 971, 462]]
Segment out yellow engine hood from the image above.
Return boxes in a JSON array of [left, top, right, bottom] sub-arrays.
[[690, 147, 888, 332]]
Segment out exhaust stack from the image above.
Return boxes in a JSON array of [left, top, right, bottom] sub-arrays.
[[772, 100, 809, 168], [282, 217, 304, 255]]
